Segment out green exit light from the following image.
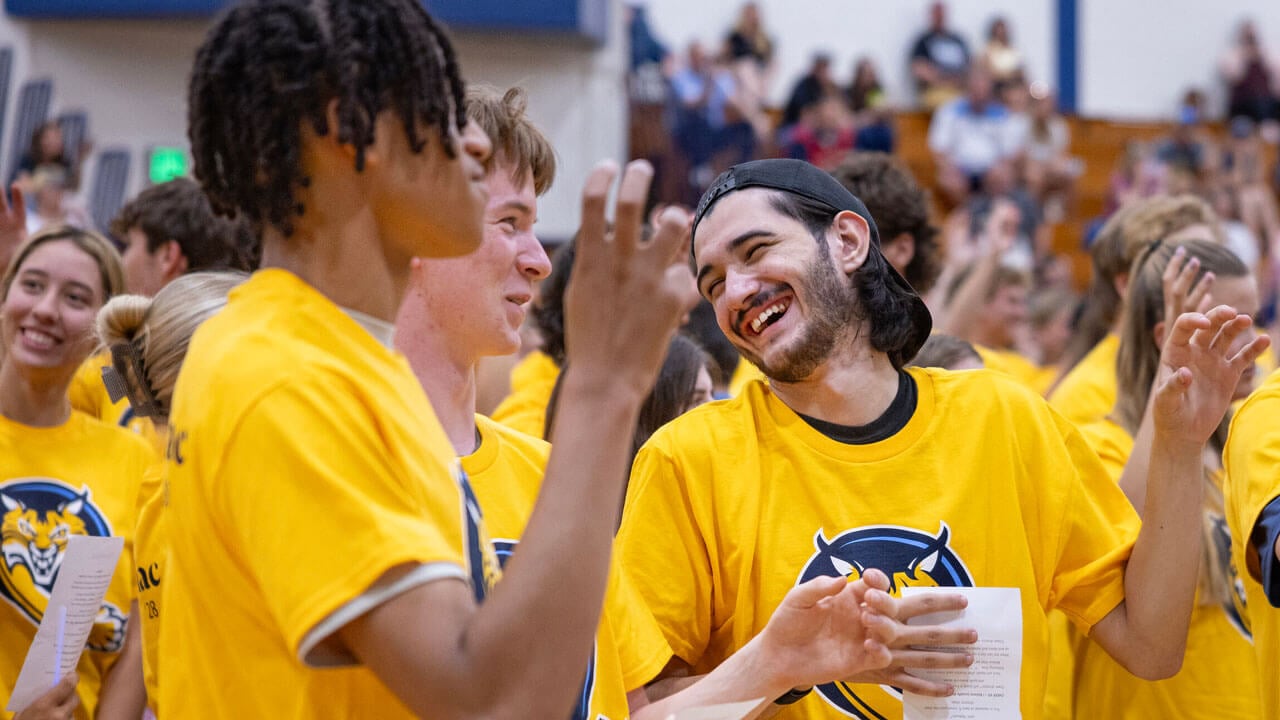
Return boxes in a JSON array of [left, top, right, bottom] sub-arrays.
[[149, 147, 188, 184]]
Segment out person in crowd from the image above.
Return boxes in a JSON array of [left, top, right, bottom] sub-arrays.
[[396, 82, 959, 720], [618, 157, 1266, 718], [830, 152, 944, 297], [1071, 241, 1263, 719], [981, 16, 1023, 91], [1021, 89, 1080, 218], [783, 97, 857, 171], [23, 165, 88, 237], [68, 176, 254, 455], [845, 57, 885, 114], [910, 1, 970, 109], [1225, 276, 1280, 720], [670, 41, 757, 193], [1050, 194, 1225, 424], [0, 227, 154, 720], [1156, 90, 1217, 190], [721, 2, 774, 142], [9, 122, 89, 192], [1027, 286, 1078, 378], [1219, 20, 1280, 122], [93, 270, 246, 716], [928, 64, 1026, 204], [781, 53, 837, 129]]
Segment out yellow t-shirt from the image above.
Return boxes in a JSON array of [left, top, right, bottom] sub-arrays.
[[133, 463, 164, 713], [616, 368, 1139, 719], [1224, 367, 1280, 718], [0, 410, 154, 720], [974, 345, 1052, 395], [491, 351, 560, 439], [69, 351, 166, 456], [158, 269, 499, 718], [463, 415, 672, 719], [1047, 333, 1119, 426], [1072, 419, 1261, 719], [728, 357, 766, 396]]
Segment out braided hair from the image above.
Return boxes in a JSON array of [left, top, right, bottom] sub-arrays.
[[188, 0, 467, 236]]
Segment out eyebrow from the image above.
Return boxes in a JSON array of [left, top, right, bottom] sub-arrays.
[[19, 268, 95, 297], [696, 230, 776, 288], [491, 200, 535, 218]]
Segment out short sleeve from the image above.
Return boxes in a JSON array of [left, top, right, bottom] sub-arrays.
[[214, 375, 469, 660], [616, 442, 714, 666], [1226, 390, 1280, 595], [607, 563, 673, 691], [1047, 421, 1140, 632]]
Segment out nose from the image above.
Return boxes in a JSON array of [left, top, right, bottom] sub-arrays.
[[31, 289, 59, 322], [723, 268, 762, 313], [461, 120, 493, 167], [519, 233, 552, 281]]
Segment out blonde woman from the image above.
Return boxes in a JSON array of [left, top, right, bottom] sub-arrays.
[[0, 227, 154, 720], [1072, 240, 1264, 719]]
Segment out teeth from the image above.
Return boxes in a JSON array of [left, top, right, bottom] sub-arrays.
[[22, 329, 56, 349], [749, 302, 788, 334]]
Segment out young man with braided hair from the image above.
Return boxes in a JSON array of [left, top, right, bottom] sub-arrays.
[[160, 2, 708, 717]]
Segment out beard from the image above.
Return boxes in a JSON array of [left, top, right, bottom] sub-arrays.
[[740, 249, 859, 383]]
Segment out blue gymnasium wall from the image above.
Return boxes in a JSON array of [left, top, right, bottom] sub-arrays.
[[4, 0, 608, 43]]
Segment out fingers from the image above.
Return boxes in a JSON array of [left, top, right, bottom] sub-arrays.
[[862, 587, 967, 623], [786, 575, 847, 609], [890, 648, 975, 671], [613, 160, 655, 257], [1163, 310, 1212, 350], [578, 161, 619, 262], [1230, 332, 1272, 369], [652, 206, 694, 268], [860, 568, 890, 593], [9, 185, 23, 219], [873, 668, 955, 697], [1190, 305, 1245, 349], [1208, 313, 1254, 353], [863, 611, 978, 648]]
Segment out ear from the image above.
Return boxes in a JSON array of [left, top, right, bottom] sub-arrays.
[[159, 240, 188, 281], [880, 232, 916, 276], [1153, 319, 1167, 348], [1113, 271, 1129, 299], [831, 210, 872, 275]]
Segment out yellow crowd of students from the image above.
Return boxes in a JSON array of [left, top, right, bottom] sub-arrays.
[[3, 2, 1280, 720]]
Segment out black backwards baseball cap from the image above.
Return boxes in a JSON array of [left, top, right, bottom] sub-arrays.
[[691, 158, 932, 366]]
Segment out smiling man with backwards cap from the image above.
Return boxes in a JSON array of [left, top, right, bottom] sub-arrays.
[[615, 158, 1267, 718]]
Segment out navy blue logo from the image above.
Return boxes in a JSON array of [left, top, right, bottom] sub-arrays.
[[796, 523, 972, 718], [1, 479, 127, 652], [490, 538, 597, 719], [455, 465, 500, 603], [1209, 514, 1251, 640]]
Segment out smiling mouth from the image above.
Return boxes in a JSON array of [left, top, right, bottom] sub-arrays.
[[740, 294, 792, 337], [20, 328, 60, 349]]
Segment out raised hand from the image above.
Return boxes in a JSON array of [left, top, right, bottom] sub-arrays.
[[851, 570, 977, 697], [0, 184, 28, 271], [1152, 306, 1271, 444], [1161, 246, 1214, 324], [563, 160, 699, 394]]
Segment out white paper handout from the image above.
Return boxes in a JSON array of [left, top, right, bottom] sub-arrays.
[[665, 698, 767, 720], [6, 534, 124, 713], [900, 586, 1022, 720]]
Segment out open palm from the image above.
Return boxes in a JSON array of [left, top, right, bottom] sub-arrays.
[[1153, 306, 1271, 444]]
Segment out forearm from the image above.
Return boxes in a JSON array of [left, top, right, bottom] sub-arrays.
[[633, 636, 788, 720], [940, 250, 1000, 339], [463, 373, 646, 714], [1115, 431, 1203, 676], [94, 602, 147, 720], [1117, 418, 1153, 510]]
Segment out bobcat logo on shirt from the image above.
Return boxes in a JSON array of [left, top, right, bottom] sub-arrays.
[[0, 478, 127, 653], [796, 523, 972, 719]]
